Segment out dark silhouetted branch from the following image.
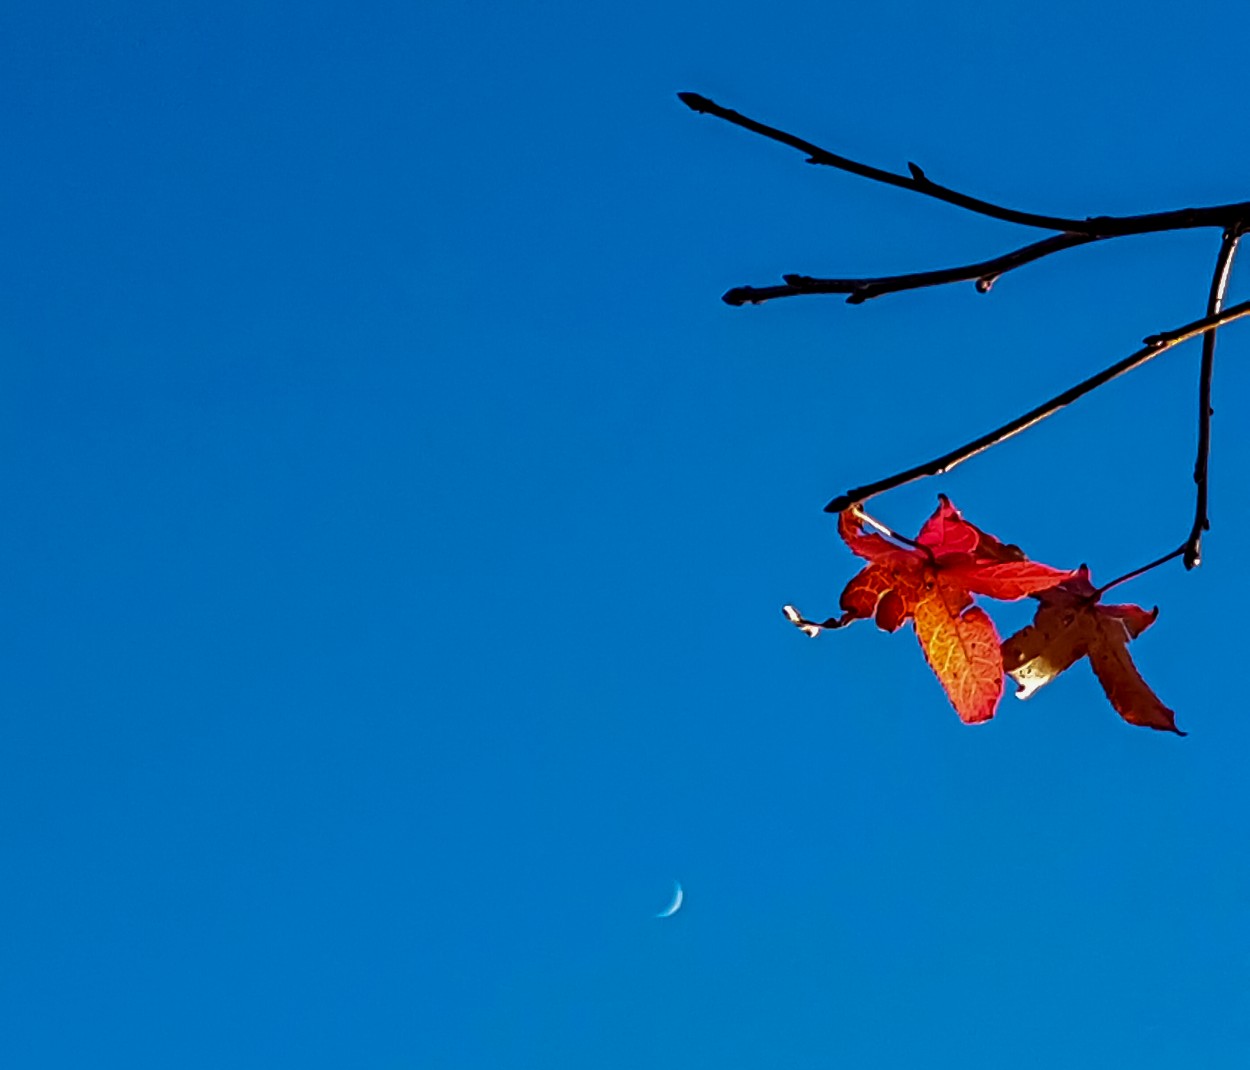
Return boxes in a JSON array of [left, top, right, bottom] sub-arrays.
[[678, 92, 1097, 232], [683, 92, 1250, 578], [823, 301, 1250, 513], [1183, 228, 1244, 569], [680, 92, 1250, 307], [723, 233, 1096, 306]]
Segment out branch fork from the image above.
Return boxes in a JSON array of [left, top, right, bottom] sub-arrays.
[[682, 92, 1248, 577]]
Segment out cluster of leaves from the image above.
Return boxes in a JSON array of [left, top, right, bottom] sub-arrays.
[[676, 92, 1250, 736], [785, 497, 1182, 734]]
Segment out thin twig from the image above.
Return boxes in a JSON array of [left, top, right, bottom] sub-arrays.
[[1183, 228, 1243, 569], [679, 92, 1250, 240], [678, 92, 1097, 232], [824, 301, 1250, 513], [723, 233, 1096, 306], [1095, 546, 1187, 596]]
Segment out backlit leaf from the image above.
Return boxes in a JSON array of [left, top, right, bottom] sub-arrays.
[[828, 498, 1075, 723], [1000, 566, 1181, 734]]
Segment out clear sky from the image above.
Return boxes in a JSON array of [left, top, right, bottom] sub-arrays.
[[3, 1, 1250, 1066]]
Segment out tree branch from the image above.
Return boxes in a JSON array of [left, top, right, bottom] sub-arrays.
[[679, 92, 1250, 240], [678, 92, 1097, 232], [681, 92, 1250, 308], [723, 233, 1097, 306], [823, 301, 1250, 513], [1183, 228, 1243, 568]]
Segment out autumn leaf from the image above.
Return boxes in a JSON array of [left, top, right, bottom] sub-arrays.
[[1000, 566, 1182, 735], [810, 497, 1075, 724]]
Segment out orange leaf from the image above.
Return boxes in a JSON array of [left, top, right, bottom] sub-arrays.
[[829, 498, 1075, 723], [1000, 567, 1182, 735], [913, 576, 1002, 724]]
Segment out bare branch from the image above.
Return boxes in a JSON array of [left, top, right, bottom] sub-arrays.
[[824, 301, 1250, 513], [1183, 228, 1244, 568], [678, 92, 1096, 232], [679, 92, 1250, 243], [723, 233, 1097, 306]]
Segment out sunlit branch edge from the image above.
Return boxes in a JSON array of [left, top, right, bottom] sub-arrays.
[[823, 301, 1250, 513]]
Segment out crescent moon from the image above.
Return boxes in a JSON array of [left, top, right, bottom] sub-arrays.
[[656, 881, 683, 918]]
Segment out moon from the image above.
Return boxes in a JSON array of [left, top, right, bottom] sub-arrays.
[[656, 881, 683, 918]]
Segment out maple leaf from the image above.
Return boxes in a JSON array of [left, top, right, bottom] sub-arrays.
[[1000, 566, 1183, 735], [818, 496, 1075, 724]]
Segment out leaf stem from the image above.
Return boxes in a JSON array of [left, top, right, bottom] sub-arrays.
[[1095, 546, 1187, 597], [824, 301, 1250, 513], [782, 604, 845, 636], [1183, 227, 1243, 569]]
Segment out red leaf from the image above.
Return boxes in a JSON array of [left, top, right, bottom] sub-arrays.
[[948, 559, 1083, 601], [1000, 566, 1182, 734], [915, 495, 981, 556], [833, 498, 1076, 723], [839, 560, 922, 630]]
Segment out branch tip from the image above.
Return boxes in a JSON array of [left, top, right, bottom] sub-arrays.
[[824, 495, 849, 514], [677, 91, 713, 113]]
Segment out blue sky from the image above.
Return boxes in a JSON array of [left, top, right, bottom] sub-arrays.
[[4, 1, 1250, 1065]]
